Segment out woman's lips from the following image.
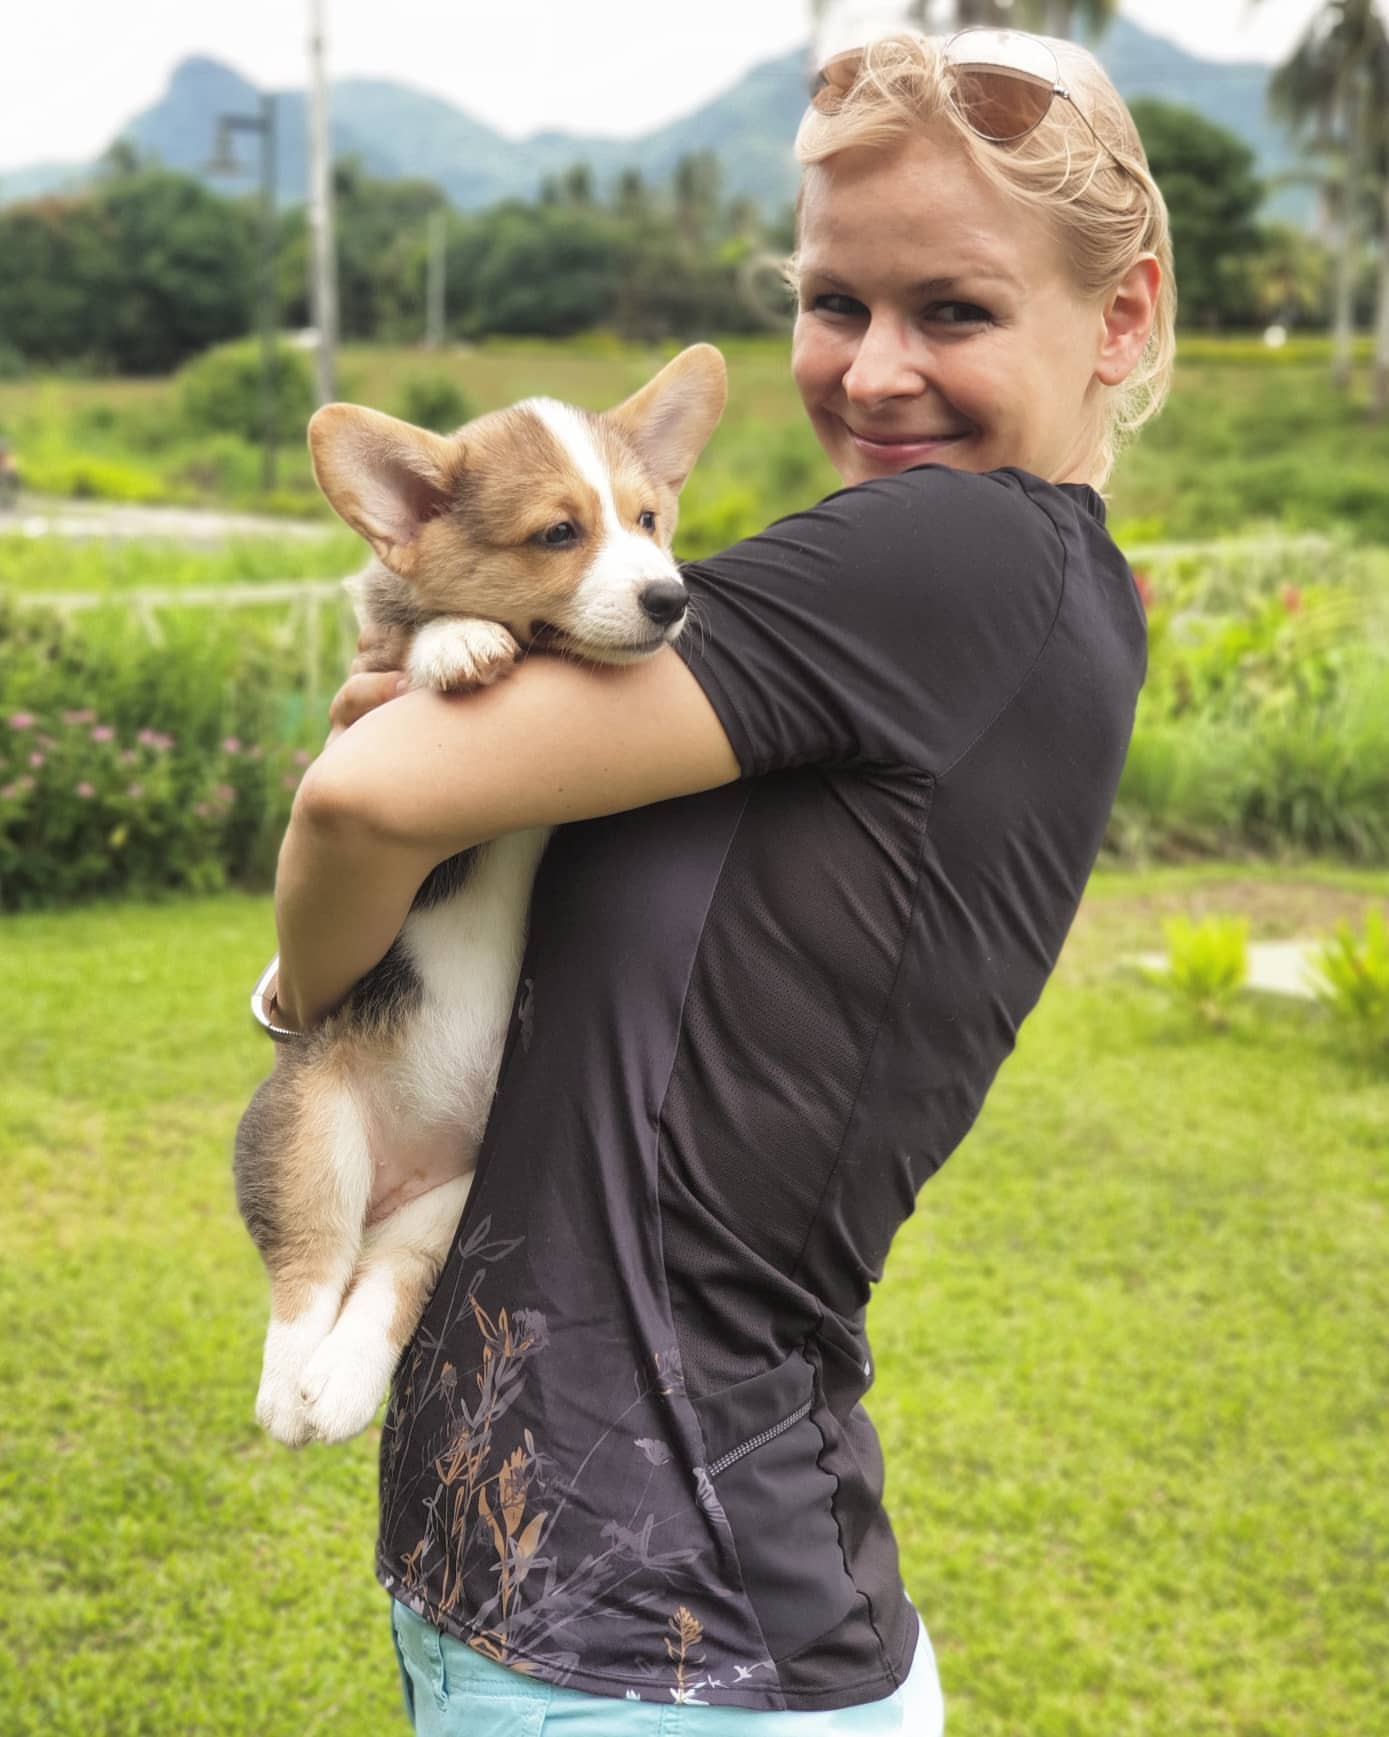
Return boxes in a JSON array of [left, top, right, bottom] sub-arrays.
[[846, 423, 968, 461]]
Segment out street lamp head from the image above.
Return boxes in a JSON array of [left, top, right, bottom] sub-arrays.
[[203, 122, 243, 177]]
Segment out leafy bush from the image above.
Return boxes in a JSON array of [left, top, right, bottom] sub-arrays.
[[394, 376, 477, 432], [0, 706, 309, 905], [0, 590, 342, 907], [1108, 538, 1389, 865], [178, 339, 317, 445], [18, 451, 171, 503], [1309, 909, 1389, 1057], [1146, 915, 1250, 1029]]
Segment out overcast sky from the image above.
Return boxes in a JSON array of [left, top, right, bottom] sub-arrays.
[[1, 0, 1329, 172]]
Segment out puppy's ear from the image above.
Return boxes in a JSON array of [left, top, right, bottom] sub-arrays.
[[605, 344, 727, 494], [308, 405, 462, 579]]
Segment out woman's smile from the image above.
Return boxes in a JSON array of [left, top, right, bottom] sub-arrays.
[[844, 421, 971, 471]]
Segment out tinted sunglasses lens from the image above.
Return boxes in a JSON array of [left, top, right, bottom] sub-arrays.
[[950, 64, 1054, 141], [812, 49, 860, 112]]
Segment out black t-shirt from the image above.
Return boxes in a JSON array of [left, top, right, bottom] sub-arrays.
[[376, 464, 1148, 1711]]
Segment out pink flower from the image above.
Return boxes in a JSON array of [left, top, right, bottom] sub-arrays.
[[136, 728, 174, 751], [28, 751, 44, 769], [214, 782, 235, 803], [0, 783, 16, 800], [292, 748, 312, 767], [281, 772, 300, 790], [90, 724, 115, 743], [1132, 570, 1154, 613], [62, 708, 96, 726], [126, 783, 145, 799], [1281, 584, 1303, 615], [221, 736, 242, 754], [193, 801, 212, 819], [247, 745, 264, 761], [75, 781, 95, 799], [8, 712, 35, 730], [119, 750, 137, 766]]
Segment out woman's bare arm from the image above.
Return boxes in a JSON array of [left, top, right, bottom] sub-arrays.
[[273, 647, 740, 1030]]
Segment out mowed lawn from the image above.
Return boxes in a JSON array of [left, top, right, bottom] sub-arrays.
[[2, 866, 1386, 1735]]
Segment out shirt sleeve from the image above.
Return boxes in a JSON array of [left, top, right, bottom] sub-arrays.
[[674, 464, 1067, 780]]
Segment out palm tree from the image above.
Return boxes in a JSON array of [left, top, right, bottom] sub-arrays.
[[1255, 0, 1387, 387]]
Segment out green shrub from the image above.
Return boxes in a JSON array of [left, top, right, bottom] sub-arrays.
[[1145, 915, 1249, 1028], [393, 375, 477, 432], [1309, 908, 1389, 1057], [19, 451, 171, 503], [0, 591, 342, 907], [178, 339, 317, 445]]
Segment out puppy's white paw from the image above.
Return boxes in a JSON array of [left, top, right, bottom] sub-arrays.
[[256, 1367, 314, 1449], [408, 617, 520, 691], [255, 1312, 338, 1448], [299, 1335, 391, 1444]]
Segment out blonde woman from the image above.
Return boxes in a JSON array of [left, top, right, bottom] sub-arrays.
[[267, 27, 1171, 1733]]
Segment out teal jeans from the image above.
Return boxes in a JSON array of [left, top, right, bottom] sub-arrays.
[[390, 1599, 945, 1734]]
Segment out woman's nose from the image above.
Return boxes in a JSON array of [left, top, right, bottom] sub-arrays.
[[841, 318, 925, 406]]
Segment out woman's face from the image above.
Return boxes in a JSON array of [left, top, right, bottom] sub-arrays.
[[792, 130, 1112, 488]]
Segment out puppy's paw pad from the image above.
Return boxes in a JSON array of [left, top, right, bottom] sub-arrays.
[[299, 1342, 387, 1444], [408, 619, 520, 692]]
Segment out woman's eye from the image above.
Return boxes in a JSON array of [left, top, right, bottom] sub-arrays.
[[638, 510, 656, 533], [811, 293, 867, 317], [929, 302, 992, 325], [540, 521, 577, 546]]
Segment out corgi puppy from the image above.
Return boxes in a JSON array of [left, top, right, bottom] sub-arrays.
[[235, 344, 727, 1447]]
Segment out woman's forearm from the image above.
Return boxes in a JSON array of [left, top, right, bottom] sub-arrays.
[[272, 779, 438, 1031]]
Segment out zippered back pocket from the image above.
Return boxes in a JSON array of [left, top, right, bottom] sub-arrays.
[[691, 1352, 859, 1661]]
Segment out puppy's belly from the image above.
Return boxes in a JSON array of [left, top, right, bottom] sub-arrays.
[[364, 1125, 472, 1227]]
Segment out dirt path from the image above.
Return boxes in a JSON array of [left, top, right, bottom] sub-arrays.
[[0, 495, 330, 543]]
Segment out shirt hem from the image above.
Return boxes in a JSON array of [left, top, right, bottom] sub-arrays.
[[376, 1554, 919, 1712]]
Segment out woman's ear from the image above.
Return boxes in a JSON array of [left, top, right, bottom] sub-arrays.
[[1095, 255, 1161, 387]]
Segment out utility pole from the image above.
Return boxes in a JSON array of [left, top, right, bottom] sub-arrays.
[[426, 208, 447, 348], [207, 97, 279, 493], [307, 0, 339, 404]]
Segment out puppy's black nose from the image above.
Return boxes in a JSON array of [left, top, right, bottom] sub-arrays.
[[639, 580, 688, 627]]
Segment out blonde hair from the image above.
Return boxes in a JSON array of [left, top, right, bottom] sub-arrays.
[[793, 32, 1177, 490]]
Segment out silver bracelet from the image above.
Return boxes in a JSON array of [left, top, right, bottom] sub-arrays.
[[251, 953, 306, 1043]]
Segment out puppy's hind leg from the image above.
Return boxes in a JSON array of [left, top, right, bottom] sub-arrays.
[[299, 1174, 473, 1445], [253, 1078, 374, 1448]]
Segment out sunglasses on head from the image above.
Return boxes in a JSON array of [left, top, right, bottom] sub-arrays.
[[813, 26, 1131, 178]]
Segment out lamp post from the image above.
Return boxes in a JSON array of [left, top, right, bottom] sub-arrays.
[[206, 95, 279, 493]]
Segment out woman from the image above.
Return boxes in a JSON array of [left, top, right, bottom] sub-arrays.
[[270, 26, 1171, 1733]]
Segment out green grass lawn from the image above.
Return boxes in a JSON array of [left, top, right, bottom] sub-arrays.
[[3, 867, 1387, 1734], [4, 334, 1389, 545]]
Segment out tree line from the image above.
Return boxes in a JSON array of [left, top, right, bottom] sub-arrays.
[[0, 106, 1371, 377]]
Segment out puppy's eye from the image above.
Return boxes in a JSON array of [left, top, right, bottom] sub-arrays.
[[638, 510, 656, 533], [540, 521, 577, 546]]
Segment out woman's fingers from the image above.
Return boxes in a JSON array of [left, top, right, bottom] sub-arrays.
[[327, 669, 408, 742]]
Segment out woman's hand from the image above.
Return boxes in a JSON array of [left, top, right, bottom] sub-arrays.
[[325, 625, 408, 745]]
